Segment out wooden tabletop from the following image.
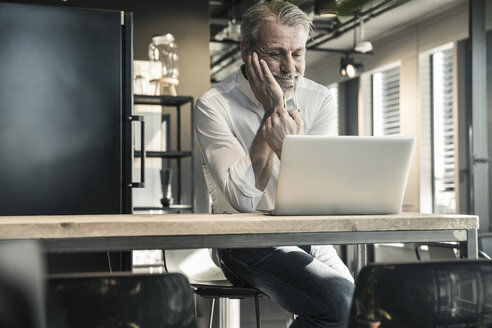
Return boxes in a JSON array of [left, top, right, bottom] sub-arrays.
[[0, 212, 479, 240]]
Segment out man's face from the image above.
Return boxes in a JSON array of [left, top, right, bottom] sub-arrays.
[[250, 20, 308, 91]]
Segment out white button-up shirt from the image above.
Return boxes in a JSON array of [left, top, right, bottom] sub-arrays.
[[195, 69, 337, 213]]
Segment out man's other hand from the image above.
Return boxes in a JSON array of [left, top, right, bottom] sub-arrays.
[[261, 106, 303, 159], [287, 109, 303, 135]]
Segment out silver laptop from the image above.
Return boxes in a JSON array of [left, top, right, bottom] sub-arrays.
[[274, 135, 415, 215]]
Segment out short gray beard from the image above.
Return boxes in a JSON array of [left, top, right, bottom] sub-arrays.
[[274, 74, 300, 92]]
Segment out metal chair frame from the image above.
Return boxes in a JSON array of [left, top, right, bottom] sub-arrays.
[[192, 283, 263, 328], [162, 250, 263, 328]]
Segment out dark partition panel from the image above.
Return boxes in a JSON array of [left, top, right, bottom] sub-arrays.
[[0, 3, 130, 215]]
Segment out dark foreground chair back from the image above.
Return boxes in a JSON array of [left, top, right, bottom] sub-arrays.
[[0, 240, 46, 328], [347, 260, 492, 328], [47, 273, 197, 328]]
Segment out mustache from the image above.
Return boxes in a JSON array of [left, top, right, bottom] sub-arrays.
[[272, 72, 300, 80]]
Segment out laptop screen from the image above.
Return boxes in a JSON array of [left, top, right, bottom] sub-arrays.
[[274, 136, 415, 216]]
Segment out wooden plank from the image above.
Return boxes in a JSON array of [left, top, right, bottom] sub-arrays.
[[0, 213, 478, 239]]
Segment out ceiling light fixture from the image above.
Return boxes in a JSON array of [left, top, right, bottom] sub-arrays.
[[315, 0, 338, 18], [354, 16, 373, 53], [340, 56, 363, 79]]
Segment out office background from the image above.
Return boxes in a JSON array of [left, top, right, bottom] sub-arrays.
[[1, 1, 491, 326]]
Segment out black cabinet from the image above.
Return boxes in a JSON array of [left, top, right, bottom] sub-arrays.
[[133, 95, 194, 213], [0, 3, 133, 215]]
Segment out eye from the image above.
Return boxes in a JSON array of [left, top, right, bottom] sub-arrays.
[[292, 52, 304, 59], [269, 52, 281, 58]]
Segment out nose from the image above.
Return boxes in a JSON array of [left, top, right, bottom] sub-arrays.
[[280, 54, 295, 75]]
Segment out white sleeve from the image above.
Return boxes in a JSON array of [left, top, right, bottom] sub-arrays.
[[195, 97, 264, 212]]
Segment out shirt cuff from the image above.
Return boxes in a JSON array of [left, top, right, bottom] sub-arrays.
[[229, 155, 264, 198]]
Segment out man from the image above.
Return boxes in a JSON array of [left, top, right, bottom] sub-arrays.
[[195, 1, 354, 327]]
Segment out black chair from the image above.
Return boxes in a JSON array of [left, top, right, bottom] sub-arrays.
[[192, 282, 263, 328], [347, 260, 492, 327], [163, 249, 263, 328], [47, 272, 197, 328], [0, 240, 46, 328]]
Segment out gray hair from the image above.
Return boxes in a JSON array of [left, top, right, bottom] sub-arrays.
[[241, 0, 313, 47]]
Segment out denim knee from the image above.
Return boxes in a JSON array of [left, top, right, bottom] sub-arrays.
[[292, 278, 354, 328], [332, 278, 355, 324], [312, 276, 354, 323]]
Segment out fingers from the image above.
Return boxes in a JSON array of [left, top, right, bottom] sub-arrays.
[[246, 52, 267, 87], [270, 108, 290, 126], [246, 53, 260, 87], [264, 111, 281, 129], [288, 109, 304, 134], [251, 53, 263, 82], [271, 107, 301, 122], [287, 109, 301, 121], [261, 116, 273, 142], [275, 108, 298, 131], [245, 52, 284, 111], [253, 53, 281, 96], [273, 105, 289, 116], [258, 56, 276, 83], [250, 52, 269, 79], [258, 57, 283, 108]]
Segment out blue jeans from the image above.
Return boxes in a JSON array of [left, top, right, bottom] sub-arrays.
[[217, 245, 355, 328]]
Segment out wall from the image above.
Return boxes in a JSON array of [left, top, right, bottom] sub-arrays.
[[8, 0, 211, 212], [306, 1, 492, 214]]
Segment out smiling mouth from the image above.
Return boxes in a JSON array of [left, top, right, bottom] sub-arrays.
[[275, 77, 296, 84], [275, 74, 299, 80], [273, 75, 298, 90]]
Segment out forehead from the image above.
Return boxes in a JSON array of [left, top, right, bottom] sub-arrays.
[[256, 20, 308, 49]]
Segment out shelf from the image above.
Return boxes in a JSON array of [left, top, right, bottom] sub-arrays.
[[134, 150, 192, 158], [134, 95, 193, 106], [132, 93, 194, 213]]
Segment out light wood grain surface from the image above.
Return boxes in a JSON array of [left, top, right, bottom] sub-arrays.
[[0, 212, 478, 239]]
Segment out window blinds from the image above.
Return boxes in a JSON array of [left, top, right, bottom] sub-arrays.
[[432, 48, 456, 213], [372, 66, 400, 136]]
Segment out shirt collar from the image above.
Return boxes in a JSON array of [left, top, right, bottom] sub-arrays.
[[237, 66, 260, 107]]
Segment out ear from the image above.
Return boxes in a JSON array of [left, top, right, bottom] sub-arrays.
[[240, 42, 249, 63]]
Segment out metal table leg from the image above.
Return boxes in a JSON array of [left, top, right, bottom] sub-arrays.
[[464, 229, 479, 259], [353, 244, 367, 281]]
